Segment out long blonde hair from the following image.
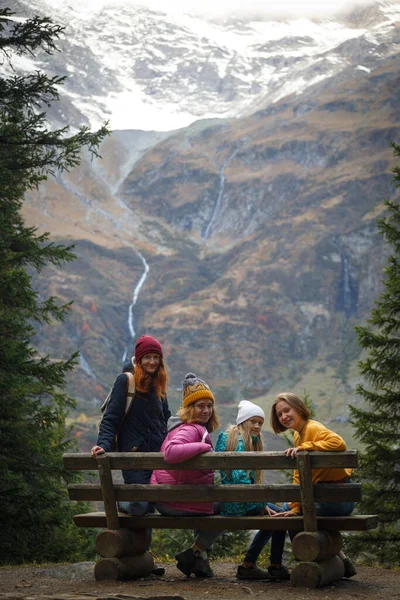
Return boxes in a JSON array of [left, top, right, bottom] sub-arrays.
[[225, 421, 264, 484], [134, 359, 168, 400]]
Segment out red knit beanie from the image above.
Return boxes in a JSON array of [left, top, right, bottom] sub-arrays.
[[134, 335, 163, 363]]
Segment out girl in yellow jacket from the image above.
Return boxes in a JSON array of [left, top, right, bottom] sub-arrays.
[[270, 392, 357, 577]]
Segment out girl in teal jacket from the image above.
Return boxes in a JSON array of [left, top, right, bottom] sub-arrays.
[[215, 400, 289, 581]]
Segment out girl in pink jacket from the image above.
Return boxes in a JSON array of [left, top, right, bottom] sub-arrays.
[[151, 373, 220, 578]]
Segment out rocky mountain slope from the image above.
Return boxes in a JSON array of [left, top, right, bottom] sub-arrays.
[[15, 1, 400, 449]]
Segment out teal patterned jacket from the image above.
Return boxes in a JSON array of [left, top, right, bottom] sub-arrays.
[[215, 430, 266, 516]]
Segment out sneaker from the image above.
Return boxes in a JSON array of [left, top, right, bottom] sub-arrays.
[[236, 565, 273, 580], [268, 565, 291, 581], [192, 555, 214, 578], [175, 548, 196, 577], [342, 556, 357, 578], [152, 566, 165, 576]]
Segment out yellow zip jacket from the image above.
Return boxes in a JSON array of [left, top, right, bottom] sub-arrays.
[[289, 419, 353, 514]]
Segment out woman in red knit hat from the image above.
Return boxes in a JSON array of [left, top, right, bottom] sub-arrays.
[[91, 334, 170, 517]]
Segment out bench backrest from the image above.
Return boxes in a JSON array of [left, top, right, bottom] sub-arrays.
[[63, 450, 359, 532]]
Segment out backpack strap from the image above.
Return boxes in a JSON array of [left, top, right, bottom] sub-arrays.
[[114, 372, 136, 447], [124, 371, 135, 416], [100, 391, 111, 413]]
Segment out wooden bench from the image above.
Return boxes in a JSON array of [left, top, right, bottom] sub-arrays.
[[63, 450, 378, 587]]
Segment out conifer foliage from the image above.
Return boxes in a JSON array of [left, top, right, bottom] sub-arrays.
[[349, 142, 400, 564], [0, 8, 108, 563]]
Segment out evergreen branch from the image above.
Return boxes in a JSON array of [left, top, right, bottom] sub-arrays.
[[0, 12, 64, 57]]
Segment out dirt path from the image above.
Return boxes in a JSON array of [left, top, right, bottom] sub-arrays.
[[0, 562, 399, 600]]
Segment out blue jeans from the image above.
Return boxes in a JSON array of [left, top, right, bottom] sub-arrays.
[[243, 503, 286, 565], [120, 468, 155, 516], [283, 498, 355, 542], [313, 501, 355, 517]]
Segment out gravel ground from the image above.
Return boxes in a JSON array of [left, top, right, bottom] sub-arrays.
[[0, 561, 399, 600]]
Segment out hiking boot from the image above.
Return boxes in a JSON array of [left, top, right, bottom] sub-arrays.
[[268, 564, 290, 580], [192, 554, 214, 578], [342, 556, 357, 578], [175, 548, 196, 577], [236, 565, 273, 580]]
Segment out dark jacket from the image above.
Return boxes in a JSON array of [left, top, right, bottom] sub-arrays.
[[97, 371, 171, 454]]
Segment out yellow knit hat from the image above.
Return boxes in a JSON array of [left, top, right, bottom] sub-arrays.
[[182, 372, 215, 407]]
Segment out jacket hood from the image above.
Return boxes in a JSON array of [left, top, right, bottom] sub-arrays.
[[167, 416, 184, 432]]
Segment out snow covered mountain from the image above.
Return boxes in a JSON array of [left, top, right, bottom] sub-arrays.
[[13, 0, 400, 131]]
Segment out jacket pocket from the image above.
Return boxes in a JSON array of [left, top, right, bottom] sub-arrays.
[[131, 436, 144, 451]]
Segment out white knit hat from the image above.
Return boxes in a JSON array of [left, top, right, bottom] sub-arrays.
[[236, 400, 265, 425]]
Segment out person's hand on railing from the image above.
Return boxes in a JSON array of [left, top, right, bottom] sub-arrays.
[[272, 509, 298, 517], [285, 447, 301, 459], [262, 505, 279, 516], [91, 445, 105, 458]]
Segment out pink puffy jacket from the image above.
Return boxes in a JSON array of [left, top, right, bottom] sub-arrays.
[[150, 419, 214, 514]]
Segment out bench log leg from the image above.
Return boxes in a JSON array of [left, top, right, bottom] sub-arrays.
[[291, 555, 345, 588], [94, 551, 154, 581], [292, 531, 343, 562], [95, 528, 151, 558]]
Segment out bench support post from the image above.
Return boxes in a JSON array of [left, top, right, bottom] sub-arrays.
[[292, 530, 343, 562], [95, 528, 151, 558], [94, 552, 154, 581], [291, 555, 345, 588], [297, 452, 317, 532], [97, 455, 119, 530]]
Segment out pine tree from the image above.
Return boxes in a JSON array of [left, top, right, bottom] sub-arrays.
[[0, 8, 108, 563], [348, 142, 400, 565]]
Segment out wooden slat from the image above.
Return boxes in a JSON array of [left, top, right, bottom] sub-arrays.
[[97, 455, 119, 530], [298, 452, 317, 532], [314, 483, 362, 502], [63, 450, 359, 471], [67, 482, 362, 503], [72, 512, 379, 532]]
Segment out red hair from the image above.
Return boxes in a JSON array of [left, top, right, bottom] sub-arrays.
[[134, 359, 168, 399]]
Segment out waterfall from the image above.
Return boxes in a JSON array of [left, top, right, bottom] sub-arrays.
[[342, 256, 352, 313], [203, 149, 238, 242], [122, 251, 150, 362], [79, 352, 96, 379], [336, 253, 358, 316]]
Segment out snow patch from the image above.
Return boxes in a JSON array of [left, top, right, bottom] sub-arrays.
[[356, 64, 371, 72]]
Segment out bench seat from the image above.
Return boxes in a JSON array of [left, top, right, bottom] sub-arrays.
[[73, 511, 379, 532]]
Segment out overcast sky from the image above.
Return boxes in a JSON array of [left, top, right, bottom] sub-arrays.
[[52, 0, 378, 18]]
